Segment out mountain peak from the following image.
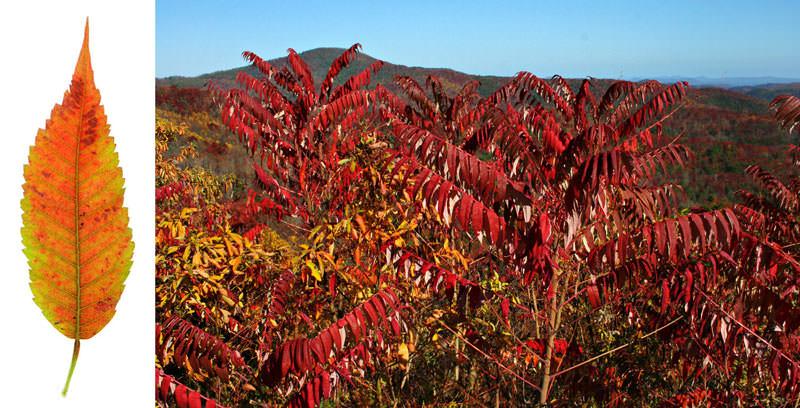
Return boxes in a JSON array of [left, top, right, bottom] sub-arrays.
[[157, 46, 511, 96], [157, 47, 800, 102], [267, 47, 380, 80]]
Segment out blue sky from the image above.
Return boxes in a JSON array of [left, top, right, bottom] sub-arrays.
[[157, 0, 799, 79]]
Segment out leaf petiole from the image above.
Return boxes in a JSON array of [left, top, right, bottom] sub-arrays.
[[62, 339, 80, 396]]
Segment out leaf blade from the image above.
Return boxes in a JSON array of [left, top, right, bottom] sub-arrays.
[[21, 19, 133, 393]]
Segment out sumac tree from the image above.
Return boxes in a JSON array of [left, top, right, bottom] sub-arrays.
[[378, 74, 767, 404], [157, 45, 800, 407]]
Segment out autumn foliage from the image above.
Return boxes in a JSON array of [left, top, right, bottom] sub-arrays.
[[23, 20, 132, 396], [156, 45, 800, 406]]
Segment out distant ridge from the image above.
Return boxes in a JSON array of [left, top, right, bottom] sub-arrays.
[[157, 47, 511, 97], [633, 76, 800, 88], [158, 47, 800, 99], [732, 82, 800, 101]]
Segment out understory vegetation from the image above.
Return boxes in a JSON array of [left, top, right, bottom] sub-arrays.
[[155, 45, 800, 407]]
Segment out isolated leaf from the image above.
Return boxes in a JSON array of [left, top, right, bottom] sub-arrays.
[[21, 19, 133, 395], [398, 343, 410, 362], [500, 297, 510, 325]]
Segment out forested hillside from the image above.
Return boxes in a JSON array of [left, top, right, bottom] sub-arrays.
[[157, 47, 794, 206]]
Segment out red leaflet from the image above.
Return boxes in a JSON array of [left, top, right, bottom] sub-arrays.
[[678, 217, 692, 259], [329, 325, 342, 351], [159, 372, 170, 401], [487, 212, 501, 245], [363, 301, 378, 324], [188, 391, 202, 408], [328, 272, 337, 297], [372, 297, 387, 321], [684, 270, 694, 303], [310, 338, 325, 363], [655, 222, 667, 255], [175, 384, 188, 407], [321, 371, 331, 398], [666, 220, 679, 264], [345, 313, 361, 342], [471, 202, 484, 233], [587, 284, 601, 309], [501, 297, 510, 325], [280, 345, 292, 378]]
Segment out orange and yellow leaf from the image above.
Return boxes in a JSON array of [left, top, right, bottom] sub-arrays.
[[21, 19, 133, 396]]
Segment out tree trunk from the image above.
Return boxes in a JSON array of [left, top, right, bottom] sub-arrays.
[[539, 273, 561, 406]]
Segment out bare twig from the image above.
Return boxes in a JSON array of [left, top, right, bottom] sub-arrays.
[[551, 315, 683, 377], [696, 290, 800, 367], [438, 321, 541, 391]]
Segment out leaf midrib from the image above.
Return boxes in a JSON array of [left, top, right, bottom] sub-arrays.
[[73, 78, 86, 340]]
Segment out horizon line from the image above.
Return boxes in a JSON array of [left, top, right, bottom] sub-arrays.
[[157, 47, 800, 85]]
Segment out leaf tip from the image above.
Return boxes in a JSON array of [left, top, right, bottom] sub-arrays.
[[76, 17, 92, 74], [83, 17, 90, 46]]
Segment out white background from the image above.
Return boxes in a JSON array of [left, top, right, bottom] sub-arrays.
[[0, 1, 154, 405]]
